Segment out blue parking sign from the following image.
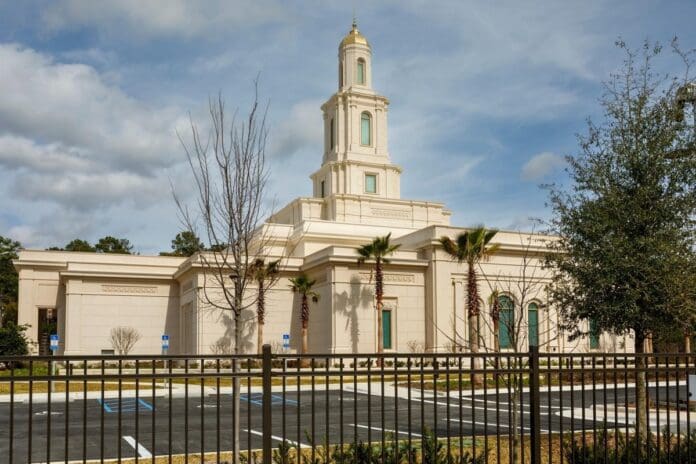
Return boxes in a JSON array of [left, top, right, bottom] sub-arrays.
[[162, 334, 169, 350], [49, 334, 59, 352], [282, 333, 290, 349]]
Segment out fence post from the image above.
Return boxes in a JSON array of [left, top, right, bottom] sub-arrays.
[[529, 344, 541, 464], [262, 344, 273, 464]]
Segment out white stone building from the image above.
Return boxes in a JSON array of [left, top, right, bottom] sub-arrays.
[[13, 23, 631, 356]]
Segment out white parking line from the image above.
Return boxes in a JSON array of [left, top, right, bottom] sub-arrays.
[[350, 423, 422, 437], [444, 418, 550, 434], [244, 429, 309, 448], [122, 436, 152, 458]]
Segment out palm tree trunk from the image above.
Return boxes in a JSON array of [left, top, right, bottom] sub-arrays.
[[376, 258, 384, 358], [467, 263, 482, 386], [257, 322, 264, 355], [301, 295, 309, 368]]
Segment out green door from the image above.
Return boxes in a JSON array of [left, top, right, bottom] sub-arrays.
[[382, 310, 392, 349], [589, 319, 600, 349], [528, 303, 539, 347]]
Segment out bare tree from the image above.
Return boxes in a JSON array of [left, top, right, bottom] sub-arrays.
[[433, 230, 560, 464], [210, 337, 233, 355], [109, 327, 141, 355], [477, 231, 551, 464], [174, 82, 282, 464]]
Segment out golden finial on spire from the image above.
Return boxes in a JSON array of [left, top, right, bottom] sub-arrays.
[[341, 14, 369, 48]]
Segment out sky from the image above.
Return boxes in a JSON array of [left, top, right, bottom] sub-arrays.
[[0, 0, 694, 254]]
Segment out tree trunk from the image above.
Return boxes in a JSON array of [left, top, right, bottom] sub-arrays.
[[257, 284, 265, 355], [300, 295, 309, 368], [232, 291, 242, 464], [493, 319, 500, 352], [376, 258, 384, 366], [493, 318, 500, 381], [510, 371, 522, 464], [467, 263, 483, 386], [257, 322, 264, 355], [685, 333, 691, 354], [634, 333, 648, 445]]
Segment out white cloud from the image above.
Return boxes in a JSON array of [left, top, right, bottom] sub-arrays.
[[0, 43, 190, 250], [269, 99, 323, 159], [41, 0, 288, 39], [521, 152, 566, 181], [0, 43, 187, 174]]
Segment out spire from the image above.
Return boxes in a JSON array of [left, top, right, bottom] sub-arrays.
[[340, 18, 369, 48]]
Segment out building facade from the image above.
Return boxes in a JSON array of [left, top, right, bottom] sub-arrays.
[[13, 23, 631, 356]]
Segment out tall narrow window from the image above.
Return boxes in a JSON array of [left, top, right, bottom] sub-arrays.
[[360, 112, 371, 146], [528, 302, 539, 347], [320, 180, 325, 198], [339, 62, 343, 88], [330, 118, 335, 149], [357, 58, 365, 84], [499, 295, 514, 349], [589, 319, 600, 349], [365, 174, 377, 193], [382, 309, 392, 349]]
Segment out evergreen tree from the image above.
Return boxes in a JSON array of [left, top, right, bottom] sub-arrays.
[[545, 40, 696, 440], [161, 231, 204, 256], [0, 236, 21, 326], [95, 236, 133, 254], [65, 239, 96, 252]]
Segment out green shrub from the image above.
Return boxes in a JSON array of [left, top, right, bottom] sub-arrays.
[[564, 427, 696, 464], [0, 322, 29, 356]]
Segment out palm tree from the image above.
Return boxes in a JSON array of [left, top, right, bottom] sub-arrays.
[[250, 258, 280, 354], [357, 233, 401, 355], [488, 289, 502, 380], [488, 289, 502, 352], [289, 274, 319, 363], [440, 227, 500, 384]]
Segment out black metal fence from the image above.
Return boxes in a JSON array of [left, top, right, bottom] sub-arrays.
[[0, 347, 694, 463]]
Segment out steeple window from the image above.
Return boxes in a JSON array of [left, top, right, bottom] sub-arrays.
[[357, 58, 365, 84], [360, 112, 372, 146], [365, 174, 377, 193]]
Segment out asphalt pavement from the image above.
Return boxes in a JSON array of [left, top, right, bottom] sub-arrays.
[[0, 383, 689, 463]]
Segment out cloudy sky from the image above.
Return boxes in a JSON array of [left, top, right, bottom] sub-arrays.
[[0, 1, 694, 254]]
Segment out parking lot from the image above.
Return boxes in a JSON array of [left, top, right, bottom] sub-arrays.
[[1, 382, 686, 463]]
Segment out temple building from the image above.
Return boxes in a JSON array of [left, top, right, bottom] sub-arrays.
[[13, 23, 631, 356]]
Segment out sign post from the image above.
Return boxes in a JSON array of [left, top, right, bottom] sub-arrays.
[[161, 334, 169, 355], [49, 334, 59, 392], [282, 333, 290, 369], [49, 334, 59, 353], [161, 335, 170, 387]]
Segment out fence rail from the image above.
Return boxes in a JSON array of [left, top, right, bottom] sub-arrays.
[[0, 348, 694, 463]]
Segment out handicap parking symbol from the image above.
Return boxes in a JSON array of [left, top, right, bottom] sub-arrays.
[[240, 393, 297, 406]]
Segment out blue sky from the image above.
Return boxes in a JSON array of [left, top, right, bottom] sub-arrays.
[[0, 0, 694, 254]]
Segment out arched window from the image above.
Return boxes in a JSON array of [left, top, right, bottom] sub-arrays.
[[528, 302, 539, 347], [357, 58, 365, 84], [498, 295, 514, 349], [360, 112, 371, 146]]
